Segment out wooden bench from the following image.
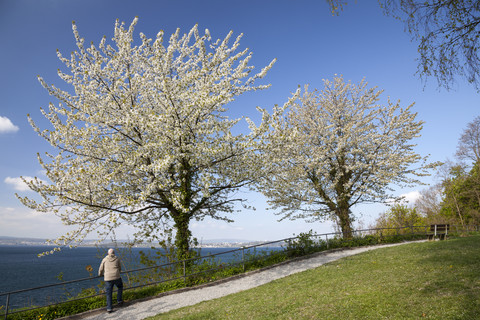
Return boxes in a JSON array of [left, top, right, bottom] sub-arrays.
[[427, 224, 449, 240]]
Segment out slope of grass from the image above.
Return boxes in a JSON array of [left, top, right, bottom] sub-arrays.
[[148, 236, 480, 320]]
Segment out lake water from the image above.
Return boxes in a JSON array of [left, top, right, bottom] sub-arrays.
[[0, 245, 278, 310]]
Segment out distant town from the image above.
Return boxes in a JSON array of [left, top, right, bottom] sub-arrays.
[[0, 236, 275, 248]]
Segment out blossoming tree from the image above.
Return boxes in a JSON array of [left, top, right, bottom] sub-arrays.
[[260, 76, 430, 238], [19, 18, 275, 259]]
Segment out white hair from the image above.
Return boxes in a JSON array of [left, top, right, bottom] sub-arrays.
[[108, 248, 115, 255]]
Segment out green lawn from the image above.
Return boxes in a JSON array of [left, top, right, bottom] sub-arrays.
[[147, 236, 480, 319]]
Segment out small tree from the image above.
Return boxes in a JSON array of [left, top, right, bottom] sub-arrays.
[[260, 76, 430, 238], [18, 18, 275, 259], [374, 204, 425, 234], [414, 184, 444, 224], [439, 162, 480, 226], [456, 116, 480, 164]]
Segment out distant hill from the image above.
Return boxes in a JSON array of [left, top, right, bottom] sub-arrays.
[[0, 236, 51, 246], [199, 238, 253, 244], [0, 236, 266, 247]]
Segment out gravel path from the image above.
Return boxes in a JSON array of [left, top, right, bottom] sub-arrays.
[[69, 242, 417, 320]]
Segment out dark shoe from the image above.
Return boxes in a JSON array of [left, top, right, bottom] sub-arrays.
[[117, 301, 124, 307], [107, 309, 113, 313]]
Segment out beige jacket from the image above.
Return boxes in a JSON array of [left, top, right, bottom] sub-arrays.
[[98, 254, 121, 281]]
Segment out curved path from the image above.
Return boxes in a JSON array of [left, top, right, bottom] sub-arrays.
[[68, 241, 420, 320]]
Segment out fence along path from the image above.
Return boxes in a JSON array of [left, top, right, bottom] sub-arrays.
[[76, 242, 419, 320], [2, 225, 477, 319]]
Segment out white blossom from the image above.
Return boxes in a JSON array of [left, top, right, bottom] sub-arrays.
[[20, 18, 275, 256], [259, 76, 431, 237]]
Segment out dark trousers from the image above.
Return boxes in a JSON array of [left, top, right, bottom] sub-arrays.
[[105, 278, 123, 310]]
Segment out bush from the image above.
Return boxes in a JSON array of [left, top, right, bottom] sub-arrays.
[[284, 230, 324, 257]]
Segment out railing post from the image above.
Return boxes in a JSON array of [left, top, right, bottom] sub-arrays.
[[325, 234, 329, 249], [242, 247, 245, 272], [434, 224, 437, 239], [4, 293, 10, 320]]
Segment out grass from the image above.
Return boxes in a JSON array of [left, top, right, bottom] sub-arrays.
[[147, 236, 480, 320]]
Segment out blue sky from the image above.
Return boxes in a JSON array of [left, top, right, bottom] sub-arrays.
[[0, 0, 478, 242]]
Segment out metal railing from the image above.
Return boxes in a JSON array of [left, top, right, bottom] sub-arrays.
[[1, 224, 478, 319]]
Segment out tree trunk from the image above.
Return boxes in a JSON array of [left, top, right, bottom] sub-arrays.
[[451, 193, 465, 228], [173, 214, 192, 262], [173, 159, 194, 262], [336, 206, 353, 239]]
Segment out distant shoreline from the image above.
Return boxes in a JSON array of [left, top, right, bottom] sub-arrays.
[[0, 236, 274, 248]]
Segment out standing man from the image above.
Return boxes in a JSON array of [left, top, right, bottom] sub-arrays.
[[98, 248, 124, 313]]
